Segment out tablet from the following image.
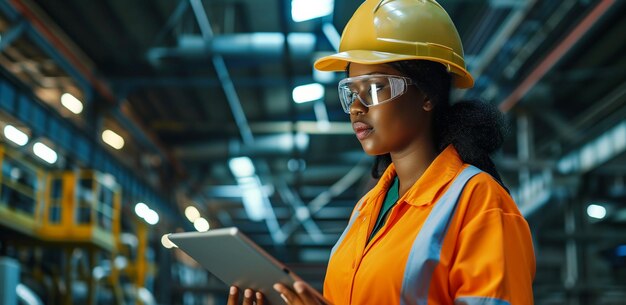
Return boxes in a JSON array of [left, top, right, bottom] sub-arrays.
[[168, 227, 321, 304]]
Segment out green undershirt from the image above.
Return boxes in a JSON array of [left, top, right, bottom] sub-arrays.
[[369, 176, 400, 242]]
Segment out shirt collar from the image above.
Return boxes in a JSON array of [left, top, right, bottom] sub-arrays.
[[359, 145, 465, 211]]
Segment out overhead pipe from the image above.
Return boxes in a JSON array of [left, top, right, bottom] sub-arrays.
[[462, 0, 537, 89], [174, 133, 309, 160], [7, 0, 184, 175], [499, 0, 617, 113], [111, 75, 318, 89], [147, 33, 316, 64]]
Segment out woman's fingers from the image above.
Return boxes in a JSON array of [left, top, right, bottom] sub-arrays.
[[273, 283, 299, 304], [293, 282, 324, 305], [227, 286, 265, 305], [256, 291, 266, 305], [227, 286, 239, 305], [242, 289, 255, 305]]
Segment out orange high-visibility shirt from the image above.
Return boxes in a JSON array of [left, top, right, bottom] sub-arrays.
[[323, 145, 535, 305]]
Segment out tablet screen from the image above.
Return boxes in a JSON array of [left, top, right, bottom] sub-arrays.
[[168, 227, 305, 304]]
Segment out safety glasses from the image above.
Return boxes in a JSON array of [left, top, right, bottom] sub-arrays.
[[337, 74, 414, 114]]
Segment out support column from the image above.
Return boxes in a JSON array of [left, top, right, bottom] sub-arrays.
[[517, 111, 533, 185], [563, 196, 580, 305]]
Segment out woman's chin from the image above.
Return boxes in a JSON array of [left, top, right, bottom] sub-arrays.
[[360, 142, 386, 156]]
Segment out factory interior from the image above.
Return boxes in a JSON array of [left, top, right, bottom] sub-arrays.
[[0, 0, 625, 304]]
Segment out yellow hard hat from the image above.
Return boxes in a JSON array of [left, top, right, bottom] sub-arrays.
[[314, 0, 474, 88]]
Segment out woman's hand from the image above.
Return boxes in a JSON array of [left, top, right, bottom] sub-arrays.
[[227, 286, 265, 305], [273, 281, 330, 305]]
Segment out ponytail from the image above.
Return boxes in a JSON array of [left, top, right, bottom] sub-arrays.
[[438, 99, 508, 187], [371, 60, 508, 190]]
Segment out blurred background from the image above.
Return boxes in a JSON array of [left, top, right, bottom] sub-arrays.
[[0, 0, 624, 304]]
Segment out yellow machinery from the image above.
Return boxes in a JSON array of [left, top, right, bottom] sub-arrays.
[[119, 218, 157, 305], [37, 169, 124, 305], [0, 142, 156, 305], [39, 170, 121, 251], [0, 144, 45, 236]]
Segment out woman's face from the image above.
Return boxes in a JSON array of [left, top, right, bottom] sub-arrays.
[[347, 63, 433, 156]]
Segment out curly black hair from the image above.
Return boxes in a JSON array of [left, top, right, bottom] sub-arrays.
[[370, 60, 508, 189]]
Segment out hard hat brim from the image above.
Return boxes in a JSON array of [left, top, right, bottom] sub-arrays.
[[314, 50, 474, 89]]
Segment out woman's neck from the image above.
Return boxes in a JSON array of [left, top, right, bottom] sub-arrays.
[[390, 142, 438, 197]]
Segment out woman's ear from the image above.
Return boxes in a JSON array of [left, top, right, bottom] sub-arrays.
[[422, 96, 434, 112]]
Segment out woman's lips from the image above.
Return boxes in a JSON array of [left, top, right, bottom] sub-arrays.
[[353, 121, 374, 140]]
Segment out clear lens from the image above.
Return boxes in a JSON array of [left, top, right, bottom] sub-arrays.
[[337, 75, 412, 114]]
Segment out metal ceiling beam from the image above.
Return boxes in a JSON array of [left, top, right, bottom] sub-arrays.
[[531, 107, 577, 142], [463, 0, 536, 85], [557, 121, 626, 175], [493, 156, 556, 171], [189, 0, 288, 243], [514, 119, 626, 216], [280, 159, 370, 239], [499, 0, 617, 113], [322, 23, 340, 51], [276, 181, 325, 243], [152, 0, 190, 46], [501, 0, 578, 81], [189, 0, 253, 146], [229, 208, 352, 223], [535, 81, 626, 157], [513, 81, 626, 216], [0, 21, 26, 52]]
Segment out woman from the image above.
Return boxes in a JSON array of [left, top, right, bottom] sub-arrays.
[[229, 0, 535, 304]]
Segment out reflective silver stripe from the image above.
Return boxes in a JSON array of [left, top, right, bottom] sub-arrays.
[[400, 166, 481, 305], [455, 297, 511, 305], [330, 198, 364, 258]]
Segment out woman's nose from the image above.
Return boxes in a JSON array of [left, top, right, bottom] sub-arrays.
[[349, 96, 367, 116]]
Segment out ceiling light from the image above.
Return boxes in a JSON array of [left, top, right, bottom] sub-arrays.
[[3, 125, 28, 146], [229, 157, 255, 178], [291, 0, 334, 22], [135, 202, 149, 218], [194, 217, 210, 232], [241, 185, 265, 221], [61, 93, 84, 114], [293, 83, 324, 103], [33, 142, 57, 164], [144, 209, 159, 225], [587, 204, 607, 219], [102, 129, 124, 150], [185, 206, 201, 223]]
